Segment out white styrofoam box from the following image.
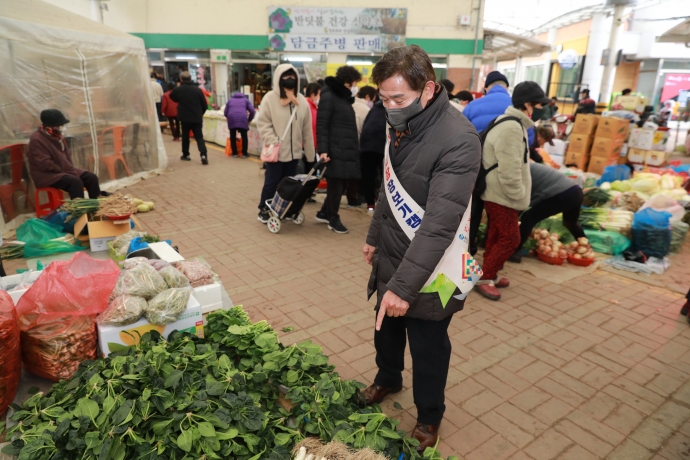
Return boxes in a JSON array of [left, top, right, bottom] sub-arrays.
[[148, 242, 185, 262], [193, 282, 222, 310], [1, 271, 43, 304], [629, 128, 655, 150], [97, 295, 203, 357]]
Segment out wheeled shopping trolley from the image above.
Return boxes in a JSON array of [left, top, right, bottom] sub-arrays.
[[264, 159, 325, 234]]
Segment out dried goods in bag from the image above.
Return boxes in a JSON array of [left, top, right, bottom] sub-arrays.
[[144, 288, 191, 326], [111, 230, 146, 257], [173, 259, 214, 287], [97, 295, 147, 326], [159, 265, 190, 288], [148, 259, 171, 271], [0, 291, 20, 416], [122, 257, 149, 270], [112, 263, 167, 300], [16, 252, 119, 381]]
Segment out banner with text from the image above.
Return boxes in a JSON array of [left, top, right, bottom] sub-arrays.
[[268, 7, 407, 53]]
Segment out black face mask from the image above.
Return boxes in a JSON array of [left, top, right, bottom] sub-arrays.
[[282, 78, 297, 89]]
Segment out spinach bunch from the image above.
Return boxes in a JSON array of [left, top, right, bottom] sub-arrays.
[[3, 306, 458, 460]]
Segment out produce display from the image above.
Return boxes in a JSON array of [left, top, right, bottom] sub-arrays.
[[292, 438, 388, 460], [132, 197, 155, 214], [60, 198, 102, 222], [583, 188, 611, 207], [0, 291, 20, 417], [143, 287, 192, 326], [97, 295, 148, 327], [566, 237, 595, 260], [110, 231, 147, 258], [579, 208, 634, 235], [95, 194, 135, 218], [159, 265, 191, 289], [533, 229, 568, 260], [3, 307, 456, 460]]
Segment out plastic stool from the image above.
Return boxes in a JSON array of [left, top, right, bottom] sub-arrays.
[[35, 187, 65, 218]]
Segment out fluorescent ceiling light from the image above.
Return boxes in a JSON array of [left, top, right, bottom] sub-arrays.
[[175, 55, 197, 59], [432, 63, 447, 68], [347, 60, 373, 65], [285, 56, 313, 62]]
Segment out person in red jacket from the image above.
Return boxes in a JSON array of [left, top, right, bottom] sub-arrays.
[[304, 82, 321, 172], [162, 81, 180, 141]]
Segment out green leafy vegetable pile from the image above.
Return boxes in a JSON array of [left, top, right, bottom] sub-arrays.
[[3, 307, 458, 460]]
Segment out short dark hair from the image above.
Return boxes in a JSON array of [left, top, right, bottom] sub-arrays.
[[456, 90, 474, 102], [357, 85, 378, 100], [180, 71, 192, 82], [537, 125, 555, 141], [335, 66, 362, 85], [150, 72, 157, 79], [372, 45, 436, 92], [440, 79, 455, 95], [305, 82, 321, 97], [622, 88, 632, 96]]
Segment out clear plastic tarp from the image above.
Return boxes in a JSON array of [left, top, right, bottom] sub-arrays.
[[0, 0, 166, 225]]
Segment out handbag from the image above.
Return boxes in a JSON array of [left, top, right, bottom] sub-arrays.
[[260, 106, 297, 163]]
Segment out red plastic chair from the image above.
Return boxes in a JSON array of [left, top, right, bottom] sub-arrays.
[[97, 126, 133, 179], [35, 187, 65, 218], [0, 144, 31, 221]]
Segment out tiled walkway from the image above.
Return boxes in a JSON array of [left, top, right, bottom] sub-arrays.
[[15, 135, 690, 459]]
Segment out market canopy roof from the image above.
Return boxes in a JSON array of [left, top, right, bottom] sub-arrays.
[[657, 18, 690, 45], [482, 25, 552, 61]]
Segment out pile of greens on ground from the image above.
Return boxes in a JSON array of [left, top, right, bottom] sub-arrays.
[[2, 307, 457, 460]]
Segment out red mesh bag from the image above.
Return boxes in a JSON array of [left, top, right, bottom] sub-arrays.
[[16, 252, 120, 381], [0, 291, 21, 417]]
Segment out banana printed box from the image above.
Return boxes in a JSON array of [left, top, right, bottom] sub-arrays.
[[97, 295, 204, 357]]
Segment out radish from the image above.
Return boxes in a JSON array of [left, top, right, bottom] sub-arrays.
[[295, 447, 307, 460]]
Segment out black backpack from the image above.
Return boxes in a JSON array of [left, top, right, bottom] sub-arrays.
[[473, 116, 526, 196]]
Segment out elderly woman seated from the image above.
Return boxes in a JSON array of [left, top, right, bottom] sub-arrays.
[[27, 109, 105, 199]]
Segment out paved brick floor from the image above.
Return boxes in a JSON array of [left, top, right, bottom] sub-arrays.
[[17, 135, 690, 459]]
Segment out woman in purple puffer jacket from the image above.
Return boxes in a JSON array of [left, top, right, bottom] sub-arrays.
[[224, 92, 256, 158]]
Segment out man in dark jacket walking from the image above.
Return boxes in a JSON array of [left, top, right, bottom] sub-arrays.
[[359, 100, 387, 212], [170, 71, 209, 164], [315, 66, 362, 234], [362, 45, 481, 450]]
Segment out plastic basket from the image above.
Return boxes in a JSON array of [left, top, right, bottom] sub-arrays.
[[537, 252, 566, 265]]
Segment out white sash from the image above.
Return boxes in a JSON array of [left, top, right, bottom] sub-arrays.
[[383, 131, 483, 306]]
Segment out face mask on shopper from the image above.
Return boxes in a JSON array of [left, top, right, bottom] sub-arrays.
[[385, 93, 423, 131], [531, 106, 545, 121], [351, 86, 359, 97], [366, 100, 374, 109], [282, 78, 297, 90]]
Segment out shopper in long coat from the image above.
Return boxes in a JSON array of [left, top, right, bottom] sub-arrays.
[[315, 66, 362, 234]]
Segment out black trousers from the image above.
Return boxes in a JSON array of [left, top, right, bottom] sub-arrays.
[[374, 314, 453, 425], [469, 196, 484, 256], [320, 177, 347, 224], [50, 171, 100, 199], [229, 128, 248, 156], [362, 151, 383, 206], [181, 122, 207, 158], [259, 160, 298, 210], [155, 102, 162, 121], [168, 116, 180, 139], [518, 186, 586, 249]]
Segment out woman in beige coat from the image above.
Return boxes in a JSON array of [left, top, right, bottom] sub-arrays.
[[256, 64, 316, 223]]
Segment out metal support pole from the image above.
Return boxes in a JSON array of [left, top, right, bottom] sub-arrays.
[[469, 0, 484, 91], [90, 0, 104, 23], [599, 4, 625, 103]]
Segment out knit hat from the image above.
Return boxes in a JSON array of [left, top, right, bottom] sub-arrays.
[[512, 81, 551, 107], [40, 109, 69, 127], [484, 71, 509, 89]]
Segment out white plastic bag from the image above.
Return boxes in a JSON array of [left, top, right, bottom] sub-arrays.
[[640, 194, 685, 222]]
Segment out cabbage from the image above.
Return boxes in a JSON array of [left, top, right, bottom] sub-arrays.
[[635, 172, 661, 181], [611, 180, 632, 192], [670, 188, 689, 200], [632, 178, 660, 194], [600, 182, 612, 191], [660, 175, 675, 190], [673, 175, 685, 188]]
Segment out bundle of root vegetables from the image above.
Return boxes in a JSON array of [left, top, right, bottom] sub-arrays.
[[533, 229, 568, 259], [566, 237, 596, 260]]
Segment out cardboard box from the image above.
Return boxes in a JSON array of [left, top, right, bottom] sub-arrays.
[[628, 128, 655, 150], [567, 134, 594, 155], [1, 271, 43, 304], [74, 214, 143, 253], [652, 129, 670, 151], [614, 95, 646, 112], [587, 156, 617, 175], [194, 282, 223, 314], [564, 150, 588, 170], [627, 147, 648, 164], [645, 150, 667, 167], [571, 114, 600, 136], [595, 117, 630, 140], [97, 295, 204, 357], [590, 137, 625, 159]]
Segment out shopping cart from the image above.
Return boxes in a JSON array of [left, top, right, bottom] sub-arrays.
[[264, 158, 325, 234]]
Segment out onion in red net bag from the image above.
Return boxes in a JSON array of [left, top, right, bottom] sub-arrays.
[[16, 252, 120, 381], [0, 290, 20, 417]]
